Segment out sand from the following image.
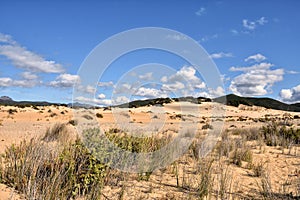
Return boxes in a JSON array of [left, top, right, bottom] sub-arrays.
[[0, 102, 299, 199]]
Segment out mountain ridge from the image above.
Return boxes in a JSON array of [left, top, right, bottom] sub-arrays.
[[1, 95, 299, 112]]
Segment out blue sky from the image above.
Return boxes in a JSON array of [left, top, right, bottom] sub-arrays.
[[0, 0, 300, 105]]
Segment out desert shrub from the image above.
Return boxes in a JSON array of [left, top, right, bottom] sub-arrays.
[[197, 158, 214, 199], [96, 113, 103, 118], [17, 105, 26, 109], [294, 115, 300, 119], [239, 128, 262, 141], [49, 113, 57, 117], [202, 124, 213, 130], [82, 128, 171, 180], [252, 161, 266, 177], [0, 138, 108, 199], [105, 131, 169, 153], [8, 109, 17, 115], [261, 122, 300, 147], [68, 119, 78, 126], [232, 147, 253, 167], [32, 105, 39, 110], [216, 163, 233, 200], [42, 123, 69, 142], [215, 132, 234, 158], [82, 114, 93, 120]]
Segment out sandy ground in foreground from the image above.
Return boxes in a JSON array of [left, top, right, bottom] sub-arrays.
[[0, 102, 299, 199]]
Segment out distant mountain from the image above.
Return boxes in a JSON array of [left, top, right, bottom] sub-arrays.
[[115, 97, 211, 108], [291, 103, 300, 107], [1, 94, 299, 112], [0, 96, 67, 107], [0, 96, 13, 101], [214, 94, 300, 112]]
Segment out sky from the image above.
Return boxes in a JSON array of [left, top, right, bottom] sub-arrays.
[[0, 0, 300, 105]]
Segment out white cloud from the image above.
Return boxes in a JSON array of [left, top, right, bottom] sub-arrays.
[[280, 85, 300, 102], [210, 52, 233, 59], [0, 76, 39, 88], [98, 81, 114, 88], [208, 86, 225, 97], [86, 85, 96, 94], [200, 34, 218, 42], [161, 76, 168, 83], [113, 83, 134, 94], [75, 95, 130, 106], [230, 29, 239, 35], [0, 77, 13, 87], [195, 7, 206, 16], [257, 17, 268, 25], [0, 33, 16, 45], [49, 73, 80, 88], [242, 17, 268, 31], [243, 19, 256, 30], [0, 33, 64, 73], [245, 53, 266, 63], [166, 34, 187, 41], [112, 96, 130, 105], [138, 72, 153, 80], [229, 62, 284, 96], [74, 96, 112, 106], [161, 81, 185, 92], [134, 87, 168, 98], [194, 86, 225, 98], [286, 70, 299, 74], [12, 79, 39, 87], [21, 72, 38, 80], [161, 66, 206, 96], [230, 62, 273, 72], [98, 93, 106, 99]]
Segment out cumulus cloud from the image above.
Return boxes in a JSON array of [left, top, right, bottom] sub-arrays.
[[161, 81, 185, 92], [112, 96, 130, 105], [98, 81, 114, 88], [0, 76, 40, 88], [21, 72, 38, 80], [195, 7, 206, 16], [0, 70, 40, 88], [138, 72, 153, 80], [49, 73, 80, 88], [242, 17, 268, 31], [113, 83, 134, 94], [210, 52, 233, 59], [161, 66, 206, 94], [134, 87, 168, 98], [229, 62, 284, 96], [0, 33, 64, 73], [280, 85, 300, 102], [0, 77, 13, 87], [74, 96, 112, 106], [0, 33, 16, 45], [98, 93, 106, 99], [193, 86, 225, 99], [245, 53, 266, 63]]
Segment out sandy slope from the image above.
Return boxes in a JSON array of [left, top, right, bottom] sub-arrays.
[[0, 102, 299, 199]]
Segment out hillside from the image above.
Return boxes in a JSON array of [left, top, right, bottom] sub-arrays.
[[0, 96, 67, 107], [214, 94, 300, 112]]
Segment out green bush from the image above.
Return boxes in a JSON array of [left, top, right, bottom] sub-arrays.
[[261, 122, 300, 147], [0, 138, 108, 199]]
